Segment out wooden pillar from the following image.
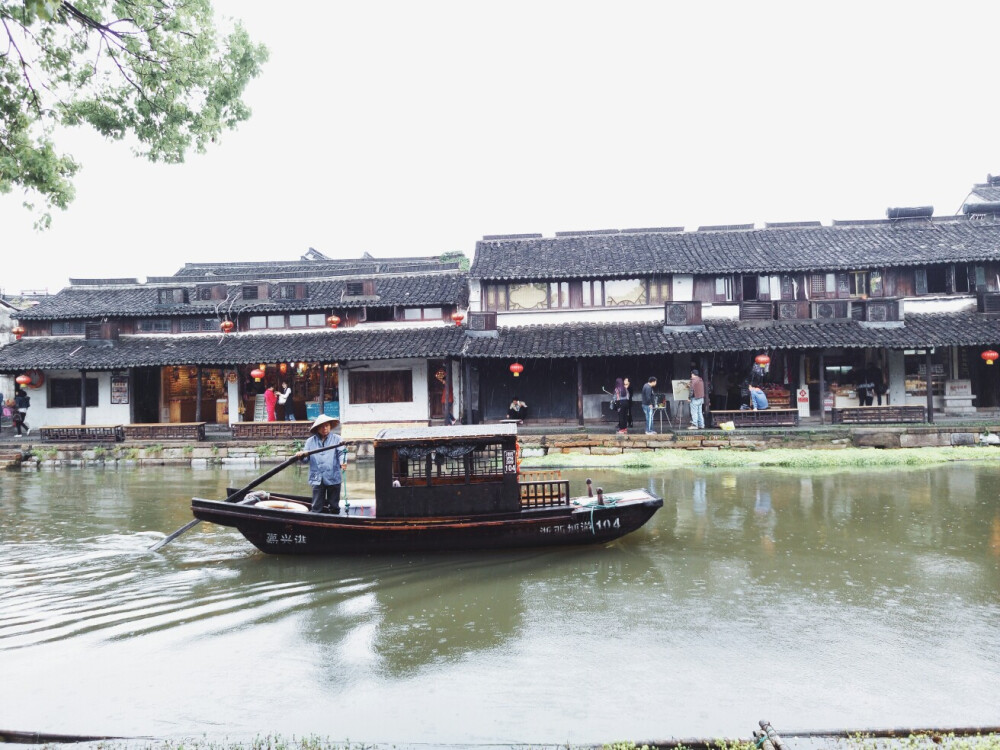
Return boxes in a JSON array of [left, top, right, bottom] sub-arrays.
[[444, 356, 454, 425], [194, 366, 203, 422], [925, 348, 934, 423], [818, 351, 826, 425], [318, 364, 326, 411], [80, 369, 87, 425], [463, 358, 473, 424], [576, 358, 584, 425]]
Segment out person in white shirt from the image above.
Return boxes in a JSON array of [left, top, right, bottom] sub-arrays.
[[278, 380, 294, 420]]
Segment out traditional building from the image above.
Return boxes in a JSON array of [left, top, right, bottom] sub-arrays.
[[464, 201, 1000, 424], [0, 253, 469, 437], [4, 182, 1000, 435]]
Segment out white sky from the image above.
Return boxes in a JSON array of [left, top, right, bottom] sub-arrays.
[[3, 0, 1000, 294]]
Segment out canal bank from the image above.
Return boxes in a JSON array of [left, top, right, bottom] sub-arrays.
[[3, 420, 1000, 469]]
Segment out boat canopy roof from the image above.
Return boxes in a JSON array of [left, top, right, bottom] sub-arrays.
[[373, 424, 517, 445]]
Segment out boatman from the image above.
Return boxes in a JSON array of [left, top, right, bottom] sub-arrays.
[[296, 414, 347, 514]]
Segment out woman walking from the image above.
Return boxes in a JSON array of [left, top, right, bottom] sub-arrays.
[[614, 377, 630, 434]]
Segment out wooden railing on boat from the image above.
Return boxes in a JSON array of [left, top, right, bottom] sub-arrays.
[[519, 479, 570, 509]]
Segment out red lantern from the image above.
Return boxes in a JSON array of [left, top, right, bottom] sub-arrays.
[[11, 325, 25, 340], [509, 362, 524, 377], [755, 354, 771, 366], [327, 314, 341, 329], [982, 350, 999, 366], [279, 362, 288, 375], [220, 320, 234, 334], [15, 374, 31, 386], [250, 368, 265, 382], [451, 312, 465, 327]]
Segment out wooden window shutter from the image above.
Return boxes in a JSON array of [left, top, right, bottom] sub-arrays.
[[809, 274, 826, 298]]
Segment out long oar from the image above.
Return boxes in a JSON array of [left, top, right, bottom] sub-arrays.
[[148, 443, 341, 552]]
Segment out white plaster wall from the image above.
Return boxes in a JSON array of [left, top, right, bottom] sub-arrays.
[[900, 296, 977, 314], [227, 377, 241, 425], [468, 279, 482, 313], [339, 359, 429, 423], [887, 350, 906, 406], [496, 306, 665, 327], [33, 370, 132, 426]]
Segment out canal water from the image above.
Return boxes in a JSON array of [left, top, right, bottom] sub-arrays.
[[2, 461, 999, 746]]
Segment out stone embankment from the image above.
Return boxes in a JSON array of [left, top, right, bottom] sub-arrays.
[[4, 425, 998, 469]]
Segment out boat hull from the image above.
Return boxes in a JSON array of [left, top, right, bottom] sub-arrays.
[[191, 490, 662, 555]]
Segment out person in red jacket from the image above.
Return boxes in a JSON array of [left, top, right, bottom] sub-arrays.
[[263, 384, 278, 422]]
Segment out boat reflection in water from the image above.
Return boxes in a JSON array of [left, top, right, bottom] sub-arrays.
[[192, 425, 662, 555]]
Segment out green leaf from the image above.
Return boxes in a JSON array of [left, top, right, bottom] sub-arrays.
[[0, 0, 268, 224]]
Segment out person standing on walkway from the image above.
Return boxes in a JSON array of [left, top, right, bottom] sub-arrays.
[[641, 376, 658, 434], [278, 381, 294, 420], [263, 384, 277, 422], [13, 387, 31, 436], [296, 414, 347, 514], [613, 377, 630, 434], [688, 369, 705, 430]]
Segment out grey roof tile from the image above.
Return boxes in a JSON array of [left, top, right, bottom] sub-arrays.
[[0, 326, 467, 370], [17, 274, 469, 320], [470, 218, 1000, 279]]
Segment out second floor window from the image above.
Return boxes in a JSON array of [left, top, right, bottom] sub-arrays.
[[485, 278, 649, 311], [51, 321, 87, 336], [137, 319, 172, 333], [849, 271, 868, 297]]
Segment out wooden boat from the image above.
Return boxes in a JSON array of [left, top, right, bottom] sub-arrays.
[[191, 424, 662, 554]]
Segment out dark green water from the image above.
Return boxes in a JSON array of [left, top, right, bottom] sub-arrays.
[[1, 461, 999, 745]]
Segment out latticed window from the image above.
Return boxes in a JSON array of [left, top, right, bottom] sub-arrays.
[[470, 443, 503, 476], [390, 441, 504, 486], [180, 318, 218, 332]]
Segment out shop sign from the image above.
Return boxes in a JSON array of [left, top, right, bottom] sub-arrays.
[[111, 375, 129, 405]]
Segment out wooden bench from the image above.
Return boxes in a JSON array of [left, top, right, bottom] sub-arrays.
[[830, 405, 926, 424], [39, 425, 124, 442], [122, 422, 206, 441], [231, 420, 316, 439], [711, 409, 800, 428]]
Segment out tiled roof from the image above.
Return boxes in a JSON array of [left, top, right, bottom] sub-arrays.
[[0, 326, 467, 371], [971, 183, 1000, 202], [165, 256, 460, 282], [2, 313, 994, 371], [460, 313, 1000, 358], [470, 218, 1000, 279], [16, 273, 469, 320]]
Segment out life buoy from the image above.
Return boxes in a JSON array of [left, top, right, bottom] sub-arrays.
[[24, 370, 44, 389], [256, 500, 310, 512]]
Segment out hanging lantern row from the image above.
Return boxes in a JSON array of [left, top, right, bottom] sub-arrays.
[[509, 362, 524, 377], [220, 319, 234, 334], [15, 374, 31, 386], [451, 312, 465, 327], [12, 325, 25, 341], [327, 314, 341, 329], [983, 349, 999, 366], [755, 353, 771, 366]]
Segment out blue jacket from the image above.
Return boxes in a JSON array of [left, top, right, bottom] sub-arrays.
[[302, 433, 345, 486], [750, 388, 769, 410]]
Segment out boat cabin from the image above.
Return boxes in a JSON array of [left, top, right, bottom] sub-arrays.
[[373, 424, 522, 518]]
